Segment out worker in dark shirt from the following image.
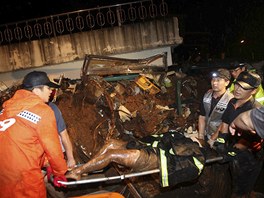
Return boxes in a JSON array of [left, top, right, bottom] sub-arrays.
[[228, 62, 264, 105], [213, 71, 263, 198]]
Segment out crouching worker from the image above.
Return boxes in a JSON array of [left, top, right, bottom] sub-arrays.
[[66, 132, 206, 187]]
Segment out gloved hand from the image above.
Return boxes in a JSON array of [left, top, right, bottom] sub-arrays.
[[218, 147, 238, 164], [213, 132, 238, 164], [213, 132, 229, 153], [53, 175, 67, 187], [46, 166, 67, 188]]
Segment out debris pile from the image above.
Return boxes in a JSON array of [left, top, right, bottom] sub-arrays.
[[55, 73, 205, 163], [54, 72, 213, 197]]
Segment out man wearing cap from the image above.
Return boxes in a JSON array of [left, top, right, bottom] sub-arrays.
[[229, 62, 264, 105], [0, 71, 68, 198], [213, 71, 263, 198], [198, 68, 233, 146]]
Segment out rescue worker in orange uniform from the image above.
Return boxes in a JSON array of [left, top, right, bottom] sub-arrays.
[[0, 71, 68, 198]]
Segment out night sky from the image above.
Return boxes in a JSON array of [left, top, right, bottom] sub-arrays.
[[0, 0, 125, 24], [0, 0, 264, 60], [0, 0, 255, 27]]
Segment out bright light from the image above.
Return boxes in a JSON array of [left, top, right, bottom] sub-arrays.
[[240, 40, 245, 44], [212, 72, 217, 77]]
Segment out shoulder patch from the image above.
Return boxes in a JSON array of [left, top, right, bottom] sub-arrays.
[[17, 110, 41, 124]]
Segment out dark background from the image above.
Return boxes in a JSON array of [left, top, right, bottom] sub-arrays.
[[0, 0, 264, 61]]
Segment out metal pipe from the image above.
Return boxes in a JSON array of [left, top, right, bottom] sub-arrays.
[[205, 156, 223, 163], [176, 79, 182, 115], [104, 74, 139, 82], [59, 169, 160, 185]]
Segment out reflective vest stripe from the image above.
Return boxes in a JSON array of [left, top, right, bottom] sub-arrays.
[[193, 157, 204, 175], [152, 141, 159, 148], [256, 97, 264, 102], [159, 148, 169, 187], [152, 134, 163, 137]]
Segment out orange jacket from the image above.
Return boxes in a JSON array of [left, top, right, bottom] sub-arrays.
[[0, 90, 67, 198]]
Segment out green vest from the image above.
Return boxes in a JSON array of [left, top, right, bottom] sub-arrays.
[[255, 84, 264, 105]]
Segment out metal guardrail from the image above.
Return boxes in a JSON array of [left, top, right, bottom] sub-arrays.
[[0, 0, 168, 45]]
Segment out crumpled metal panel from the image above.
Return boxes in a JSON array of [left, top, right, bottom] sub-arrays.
[[81, 53, 168, 77]]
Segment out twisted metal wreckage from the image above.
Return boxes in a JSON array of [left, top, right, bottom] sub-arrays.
[[0, 53, 231, 197]]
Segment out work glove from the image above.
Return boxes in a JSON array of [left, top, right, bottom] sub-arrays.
[[46, 166, 67, 188], [53, 175, 67, 187], [213, 132, 238, 164], [218, 149, 237, 164], [213, 132, 229, 154]]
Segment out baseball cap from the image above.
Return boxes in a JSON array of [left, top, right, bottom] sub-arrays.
[[229, 61, 245, 70], [235, 71, 261, 90], [229, 61, 254, 71], [211, 68, 231, 81], [22, 71, 60, 89]]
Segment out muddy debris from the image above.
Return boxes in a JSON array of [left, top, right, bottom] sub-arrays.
[[53, 72, 219, 198], [2, 71, 228, 198]]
